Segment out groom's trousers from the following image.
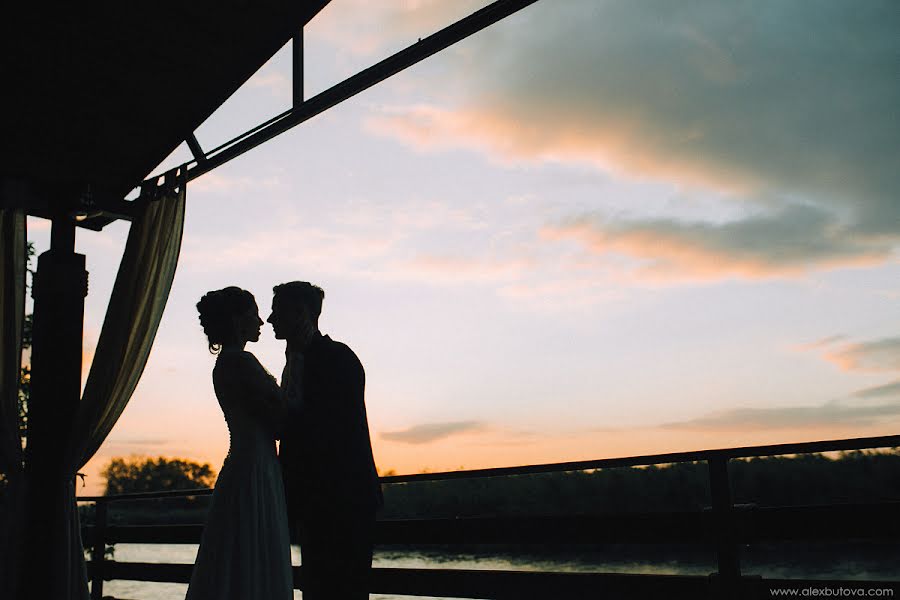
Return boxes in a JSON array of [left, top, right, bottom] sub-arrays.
[[296, 504, 375, 600]]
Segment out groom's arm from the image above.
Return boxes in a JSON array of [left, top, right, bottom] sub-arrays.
[[326, 345, 370, 465], [284, 351, 305, 416]]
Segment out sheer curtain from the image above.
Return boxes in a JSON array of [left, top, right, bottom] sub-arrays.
[[61, 180, 186, 598], [0, 209, 26, 595]]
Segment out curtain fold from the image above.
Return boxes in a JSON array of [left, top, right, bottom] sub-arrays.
[[0, 209, 26, 594], [62, 183, 186, 599], [71, 184, 186, 468]]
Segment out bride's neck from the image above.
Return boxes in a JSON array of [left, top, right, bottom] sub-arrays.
[[221, 341, 247, 352]]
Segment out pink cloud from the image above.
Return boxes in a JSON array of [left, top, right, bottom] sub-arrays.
[[362, 1, 900, 282], [310, 0, 487, 57], [390, 253, 531, 285], [538, 206, 892, 281], [820, 337, 900, 373], [366, 103, 755, 194]]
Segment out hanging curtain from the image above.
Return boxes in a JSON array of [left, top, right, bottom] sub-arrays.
[[0, 209, 26, 596], [72, 182, 186, 467], [60, 178, 186, 599]]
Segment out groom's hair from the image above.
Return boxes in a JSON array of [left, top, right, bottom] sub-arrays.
[[273, 281, 325, 319]]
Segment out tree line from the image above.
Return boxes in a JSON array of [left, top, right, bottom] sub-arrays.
[[380, 449, 900, 519], [64, 449, 900, 526]]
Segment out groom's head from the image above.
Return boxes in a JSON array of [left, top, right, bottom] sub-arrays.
[[268, 281, 324, 343]]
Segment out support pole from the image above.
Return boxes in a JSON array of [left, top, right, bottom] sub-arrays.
[[23, 214, 88, 600]]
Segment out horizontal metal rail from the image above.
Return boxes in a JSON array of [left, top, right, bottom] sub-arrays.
[[81, 502, 900, 547], [77, 433, 900, 502], [86, 562, 714, 598], [88, 562, 720, 598], [85, 562, 898, 599], [379, 434, 900, 484]]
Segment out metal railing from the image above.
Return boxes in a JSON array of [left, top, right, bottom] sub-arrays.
[[78, 434, 900, 599]]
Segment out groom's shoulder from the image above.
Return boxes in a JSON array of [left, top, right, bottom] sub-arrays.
[[320, 335, 363, 369]]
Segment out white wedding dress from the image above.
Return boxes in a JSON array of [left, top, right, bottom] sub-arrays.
[[185, 349, 293, 600]]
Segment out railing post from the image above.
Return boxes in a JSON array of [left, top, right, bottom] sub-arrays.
[[708, 453, 741, 598], [90, 500, 108, 600]]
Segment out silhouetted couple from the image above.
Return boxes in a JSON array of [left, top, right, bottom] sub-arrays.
[[187, 282, 381, 600]]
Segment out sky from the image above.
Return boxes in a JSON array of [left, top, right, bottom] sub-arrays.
[[25, 0, 899, 496]]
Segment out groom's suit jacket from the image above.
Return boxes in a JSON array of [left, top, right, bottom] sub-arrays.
[[278, 333, 381, 517]]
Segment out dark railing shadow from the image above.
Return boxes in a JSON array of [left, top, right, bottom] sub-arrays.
[[78, 434, 900, 599]]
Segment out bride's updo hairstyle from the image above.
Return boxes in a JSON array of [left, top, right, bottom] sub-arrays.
[[196, 286, 256, 354]]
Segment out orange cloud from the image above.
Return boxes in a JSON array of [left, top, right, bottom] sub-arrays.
[[389, 254, 531, 285], [362, 0, 900, 279], [538, 210, 892, 282], [381, 420, 484, 444], [371, 421, 900, 477], [661, 400, 900, 432], [310, 0, 486, 57], [366, 104, 755, 195], [820, 337, 900, 373], [368, 103, 896, 281]]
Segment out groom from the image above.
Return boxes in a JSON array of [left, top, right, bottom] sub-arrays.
[[268, 281, 381, 599]]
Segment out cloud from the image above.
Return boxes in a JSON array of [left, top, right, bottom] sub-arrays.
[[854, 380, 900, 400], [334, 197, 489, 234], [364, 0, 900, 278], [189, 171, 283, 194], [497, 274, 627, 312], [180, 195, 536, 287], [183, 227, 524, 285], [311, 0, 486, 57], [663, 334, 900, 430], [821, 336, 900, 373], [381, 420, 484, 444], [181, 225, 400, 274], [662, 400, 900, 432], [538, 204, 895, 280], [247, 69, 291, 100], [800, 335, 850, 350], [387, 254, 531, 285]]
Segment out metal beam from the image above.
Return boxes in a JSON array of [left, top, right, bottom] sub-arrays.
[[293, 30, 303, 107], [185, 133, 206, 163], [184, 0, 540, 183]]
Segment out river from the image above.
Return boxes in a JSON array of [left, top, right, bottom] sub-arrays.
[[99, 543, 898, 599]]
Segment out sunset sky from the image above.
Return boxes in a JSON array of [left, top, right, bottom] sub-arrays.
[[27, 1, 899, 496]]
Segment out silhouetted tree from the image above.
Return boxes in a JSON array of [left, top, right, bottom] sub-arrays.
[[17, 242, 34, 446], [380, 450, 900, 520], [1, 244, 33, 503], [102, 456, 216, 495]]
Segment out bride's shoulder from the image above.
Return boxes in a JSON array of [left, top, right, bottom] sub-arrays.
[[214, 349, 260, 372]]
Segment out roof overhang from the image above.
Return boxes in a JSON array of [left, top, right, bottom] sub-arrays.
[[1, 1, 330, 220], [2, 0, 541, 230]]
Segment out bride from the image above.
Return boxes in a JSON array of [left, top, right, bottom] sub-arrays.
[[187, 286, 293, 599]]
